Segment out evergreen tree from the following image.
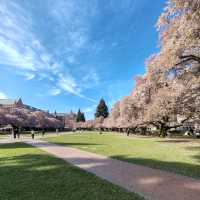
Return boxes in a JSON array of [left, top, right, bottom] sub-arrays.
[[76, 109, 86, 122], [76, 109, 82, 122], [81, 112, 86, 122], [95, 98, 109, 119], [54, 110, 57, 118]]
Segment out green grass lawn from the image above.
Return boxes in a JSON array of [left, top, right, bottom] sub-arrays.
[[0, 143, 143, 200], [46, 132, 200, 179]]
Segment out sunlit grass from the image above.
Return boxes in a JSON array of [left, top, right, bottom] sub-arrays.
[[0, 142, 143, 200], [46, 132, 200, 178]]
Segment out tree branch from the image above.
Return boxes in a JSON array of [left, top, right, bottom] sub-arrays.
[[175, 55, 200, 66]]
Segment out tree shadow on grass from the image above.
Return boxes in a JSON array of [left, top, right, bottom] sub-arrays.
[[110, 155, 200, 179], [1, 143, 200, 200], [35, 141, 200, 179], [0, 142, 33, 148], [48, 142, 102, 147], [0, 143, 143, 200], [0, 142, 101, 149], [184, 145, 200, 163], [185, 146, 200, 151], [156, 139, 192, 143]]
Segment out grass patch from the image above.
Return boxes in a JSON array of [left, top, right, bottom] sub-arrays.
[[0, 142, 143, 200], [46, 132, 200, 178]]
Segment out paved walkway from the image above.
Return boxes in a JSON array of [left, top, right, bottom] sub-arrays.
[[0, 138, 16, 144], [25, 140, 200, 200]]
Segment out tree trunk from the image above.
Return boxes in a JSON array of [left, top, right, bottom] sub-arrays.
[[159, 124, 168, 137]]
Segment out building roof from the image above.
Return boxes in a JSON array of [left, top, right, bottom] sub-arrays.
[[0, 99, 16, 105], [0, 124, 13, 130], [55, 113, 66, 117], [0, 98, 22, 105]]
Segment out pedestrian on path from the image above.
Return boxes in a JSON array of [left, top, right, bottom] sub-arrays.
[[42, 129, 45, 137], [31, 129, 35, 140], [56, 128, 59, 136], [13, 129, 16, 139], [17, 128, 20, 139], [126, 128, 130, 136]]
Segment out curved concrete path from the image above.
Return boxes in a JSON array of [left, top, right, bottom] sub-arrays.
[[25, 140, 200, 200]]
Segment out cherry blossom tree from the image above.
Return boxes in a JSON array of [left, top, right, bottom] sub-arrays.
[[106, 0, 200, 137]]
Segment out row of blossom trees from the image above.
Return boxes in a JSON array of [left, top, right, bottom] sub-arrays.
[[77, 0, 200, 137], [107, 0, 200, 137], [0, 105, 64, 129]]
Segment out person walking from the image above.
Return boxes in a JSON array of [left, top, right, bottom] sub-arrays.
[[17, 128, 20, 139], [13, 128, 16, 140], [56, 128, 59, 136], [42, 129, 45, 137], [31, 129, 35, 140], [127, 128, 130, 136]]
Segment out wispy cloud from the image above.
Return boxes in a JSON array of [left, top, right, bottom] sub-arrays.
[[58, 74, 81, 96], [49, 88, 61, 96], [83, 104, 97, 113], [0, 91, 8, 99], [82, 70, 100, 89], [0, 0, 99, 102], [57, 74, 96, 102], [21, 72, 36, 80], [48, 0, 97, 63], [0, 2, 57, 74]]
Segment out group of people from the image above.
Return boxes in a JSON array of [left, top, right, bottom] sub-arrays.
[[12, 129, 46, 140], [12, 128, 21, 139]]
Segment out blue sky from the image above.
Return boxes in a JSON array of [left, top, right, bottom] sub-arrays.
[[0, 0, 166, 119]]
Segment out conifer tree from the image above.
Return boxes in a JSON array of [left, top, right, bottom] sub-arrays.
[[76, 109, 86, 122], [95, 98, 109, 119]]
